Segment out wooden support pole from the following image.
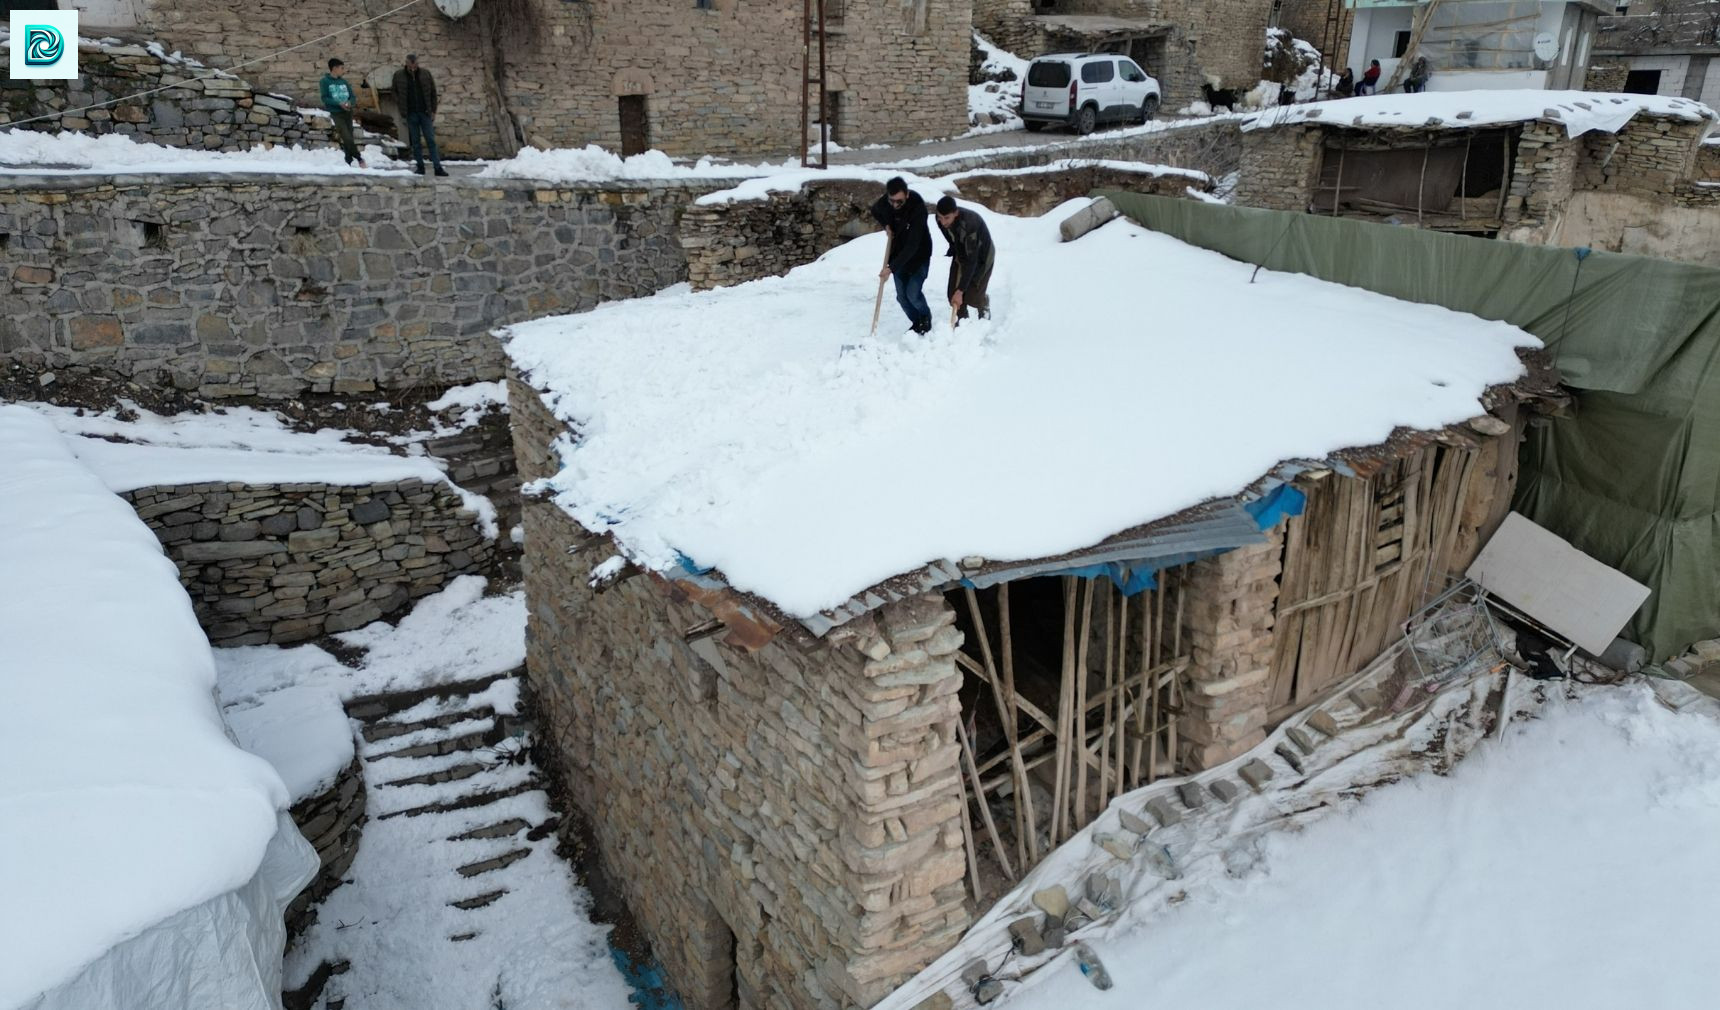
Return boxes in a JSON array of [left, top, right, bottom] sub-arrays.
[[1073, 580, 1094, 832], [962, 586, 1034, 870], [958, 717, 1016, 882], [954, 742, 984, 903], [1051, 577, 1077, 843], [998, 582, 1037, 866]]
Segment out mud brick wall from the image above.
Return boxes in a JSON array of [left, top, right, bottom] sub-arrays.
[[285, 754, 366, 936], [1232, 123, 1323, 211], [0, 176, 700, 398], [0, 39, 328, 151], [511, 377, 970, 1010], [122, 477, 491, 646], [137, 0, 967, 160]]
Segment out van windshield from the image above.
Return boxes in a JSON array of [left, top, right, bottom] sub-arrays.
[[1027, 61, 1072, 87]]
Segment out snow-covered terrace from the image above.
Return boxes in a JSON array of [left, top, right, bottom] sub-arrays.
[[504, 198, 1543, 631], [0, 407, 302, 1008]]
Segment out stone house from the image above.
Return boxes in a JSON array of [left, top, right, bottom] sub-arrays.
[[1591, 3, 1720, 106], [1232, 94, 1720, 262], [973, 0, 1273, 107], [502, 188, 1553, 1005], [1345, 0, 1608, 93], [66, 0, 970, 159]]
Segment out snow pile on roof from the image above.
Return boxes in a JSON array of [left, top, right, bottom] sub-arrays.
[[0, 129, 401, 175], [222, 685, 354, 804], [972, 682, 1720, 1010], [937, 158, 1209, 185], [21, 400, 498, 537], [504, 199, 1536, 618], [1245, 89, 1716, 137], [0, 406, 288, 1008]]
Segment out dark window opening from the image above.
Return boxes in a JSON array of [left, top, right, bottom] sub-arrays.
[[618, 95, 650, 156], [1027, 61, 1071, 88], [0, 233, 9, 252], [134, 221, 167, 250], [294, 225, 315, 235], [695, 0, 714, 9], [822, 90, 843, 146], [1623, 69, 1662, 94], [1392, 30, 1412, 58], [1314, 130, 1513, 225]]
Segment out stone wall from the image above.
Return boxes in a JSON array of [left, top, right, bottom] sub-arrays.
[[138, 0, 968, 160], [1232, 123, 1322, 211], [0, 38, 334, 151], [511, 377, 970, 1010], [0, 175, 699, 398], [1696, 141, 1720, 182], [682, 164, 1212, 292], [1576, 116, 1707, 196], [285, 754, 366, 935], [123, 476, 492, 645], [1178, 532, 1283, 769], [1585, 61, 1630, 92], [971, 0, 1269, 107]]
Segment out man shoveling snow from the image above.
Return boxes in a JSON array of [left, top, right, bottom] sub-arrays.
[[936, 195, 996, 326], [870, 176, 935, 335]]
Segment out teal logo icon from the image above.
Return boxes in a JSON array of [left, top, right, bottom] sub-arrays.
[[23, 24, 64, 66]]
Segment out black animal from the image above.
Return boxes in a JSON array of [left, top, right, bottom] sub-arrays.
[[1201, 83, 1238, 113]]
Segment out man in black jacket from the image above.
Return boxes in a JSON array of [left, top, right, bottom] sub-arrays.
[[391, 54, 446, 177], [870, 177, 934, 335], [935, 196, 994, 324]]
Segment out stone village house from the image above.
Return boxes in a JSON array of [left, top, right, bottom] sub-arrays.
[[502, 195, 1560, 1006], [55, 0, 971, 159]]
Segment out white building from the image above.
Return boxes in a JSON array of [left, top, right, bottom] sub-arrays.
[[1344, 0, 1609, 92], [1595, 7, 1720, 108]]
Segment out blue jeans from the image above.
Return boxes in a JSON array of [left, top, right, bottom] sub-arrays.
[[891, 259, 932, 328], [405, 112, 443, 170]]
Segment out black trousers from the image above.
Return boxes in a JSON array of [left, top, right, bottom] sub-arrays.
[[947, 252, 994, 320], [330, 108, 361, 164]]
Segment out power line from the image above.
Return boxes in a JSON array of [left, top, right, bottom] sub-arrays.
[[0, 0, 426, 131]]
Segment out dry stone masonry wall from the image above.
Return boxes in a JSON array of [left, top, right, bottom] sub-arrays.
[[137, 0, 968, 159], [1232, 124, 1323, 211], [0, 176, 699, 398], [123, 477, 491, 645], [511, 377, 970, 1010], [1, 39, 330, 150], [285, 755, 366, 936], [1178, 533, 1283, 769]]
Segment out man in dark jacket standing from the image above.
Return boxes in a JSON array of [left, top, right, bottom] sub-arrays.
[[935, 196, 994, 324], [391, 54, 446, 177], [870, 177, 933, 335]]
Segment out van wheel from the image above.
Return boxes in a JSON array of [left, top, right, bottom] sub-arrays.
[[1140, 96, 1160, 123], [1024, 120, 1046, 132], [1074, 105, 1097, 135]]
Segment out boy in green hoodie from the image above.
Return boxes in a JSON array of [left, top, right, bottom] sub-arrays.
[[319, 58, 366, 168]]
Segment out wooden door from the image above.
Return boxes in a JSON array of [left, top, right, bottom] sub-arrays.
[[618, 95, 649, 156]]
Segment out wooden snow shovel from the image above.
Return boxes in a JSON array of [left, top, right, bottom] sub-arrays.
[[870, 233, 893, 337]]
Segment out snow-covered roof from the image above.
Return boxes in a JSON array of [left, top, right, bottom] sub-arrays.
[[503, 199, 1538, 624], [1244, 90, 1716, 137], [0, 407, 289, 1008]]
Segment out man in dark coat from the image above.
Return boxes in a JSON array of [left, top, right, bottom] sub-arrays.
[[870, 176, 934, 335], [935, 196, 994, 324], [391, 54, 446, 177]]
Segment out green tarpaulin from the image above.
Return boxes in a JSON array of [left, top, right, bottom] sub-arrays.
[[1101, 191, 1720, 660]]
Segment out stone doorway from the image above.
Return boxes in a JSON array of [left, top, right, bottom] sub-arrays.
[[619, 95, 650, 156]]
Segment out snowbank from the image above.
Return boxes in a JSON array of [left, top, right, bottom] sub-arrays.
[[1245, 90, 1716, 137], [990, 683, 1720, 1010], [476, 143, 794, 185], [937, 158, 1208, 186], [21, 401, 499, 538], [969, 32, 1029, 133], [223, 685, 354, 804], [504, 200, 1536, 618], [695, 165, 956, 205], [0, 129, 400, 176], [0, 407, 288, 1008]]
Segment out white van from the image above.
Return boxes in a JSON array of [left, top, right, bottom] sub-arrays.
[[1020, 53, 1162, 134]]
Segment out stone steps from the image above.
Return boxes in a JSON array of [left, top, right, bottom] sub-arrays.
[[364, 722, 502, 761], [361, 704, 499, 743]]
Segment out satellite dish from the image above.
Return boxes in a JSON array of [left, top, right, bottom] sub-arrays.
[[434, 0, 476, 19], [1533, 31, 1560, 62]]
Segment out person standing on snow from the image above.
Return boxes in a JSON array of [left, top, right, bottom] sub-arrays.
[[391, 54, 447, 177], [870, 177, 934, 335], [935, 196, 994, 325], [320, 58, 366, 168]]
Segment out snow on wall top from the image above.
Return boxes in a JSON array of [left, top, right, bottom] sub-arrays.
[[0, 407, 288, 1010], [503, 200, 1537, 620], [1243, 90, 1715, 137]]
